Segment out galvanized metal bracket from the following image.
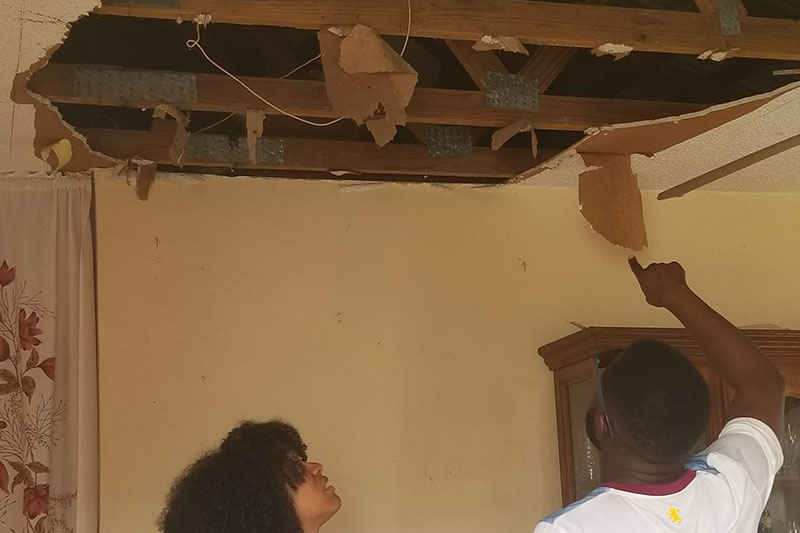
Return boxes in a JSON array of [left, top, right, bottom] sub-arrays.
[[718, 0, 741, 36], [74, 68, 197, 104], [485, 71, 538, 112], [425, 126, 472, 159], [184, 135, 284, 165]]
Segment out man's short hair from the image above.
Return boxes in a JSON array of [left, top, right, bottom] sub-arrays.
[[603, 339, 710, 461]]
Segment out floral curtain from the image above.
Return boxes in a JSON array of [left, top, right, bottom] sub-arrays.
[[0, 176, 98, 533]]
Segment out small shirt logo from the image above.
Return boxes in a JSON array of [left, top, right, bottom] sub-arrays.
[[667, 507, 683, 524]]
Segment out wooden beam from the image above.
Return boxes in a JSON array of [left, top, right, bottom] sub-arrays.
[[94, 1, 800, 60], [518, 47, 576, 93], [78, 127, 556, 179], [445, 39, 507, 91], [31, 64, 705, 131]]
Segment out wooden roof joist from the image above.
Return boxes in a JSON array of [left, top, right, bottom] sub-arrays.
[[78, 128, 556, 181], [94, 0, 800, 60], [32, 64, 704, 131]]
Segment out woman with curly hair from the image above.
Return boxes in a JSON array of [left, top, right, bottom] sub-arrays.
[[159, 420, 342, 533]]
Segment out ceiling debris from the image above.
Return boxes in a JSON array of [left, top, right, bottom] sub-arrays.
[[153, 104, 190, 165], [39, 139, 73, 171], [136, 161, 157, 200], [245, 110, 267, 165], [318, 25, 418, 146], [591, 43, 633, 60], [472, 36, 529, 55], [578, 153, 647, 251], [697, 49, 738, 62], [491, 116, 538, 157]]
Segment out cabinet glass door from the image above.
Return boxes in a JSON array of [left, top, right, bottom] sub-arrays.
[[761, 396, 800, 533]]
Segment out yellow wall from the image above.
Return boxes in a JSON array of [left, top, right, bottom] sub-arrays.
[[95, 175, 800, 533]]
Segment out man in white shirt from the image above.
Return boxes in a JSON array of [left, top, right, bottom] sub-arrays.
[[534, 259, 785, 533]]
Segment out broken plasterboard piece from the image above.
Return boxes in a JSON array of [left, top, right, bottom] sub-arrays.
[[318, 25, 418, 146], [472, 36, 529, 55], [193, 14, 213, 26], [491, 116, 538, 157], [136, 161, 157, 200], [591, 43, 633, 60], [697, 49, 738, 62], [245, 110, 266, 165], [153, 104, 190, 165], [39, 139, 73, 171], [578, 153, 647, 251]]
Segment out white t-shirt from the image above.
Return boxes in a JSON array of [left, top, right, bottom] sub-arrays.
[[534, 418, 784, 533]]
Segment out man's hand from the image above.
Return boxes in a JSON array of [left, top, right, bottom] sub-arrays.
[[628, 258, 691, 308]]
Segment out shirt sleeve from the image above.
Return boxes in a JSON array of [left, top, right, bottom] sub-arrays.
[[533, 520, 557, 533], [701, 417, 784, 507]]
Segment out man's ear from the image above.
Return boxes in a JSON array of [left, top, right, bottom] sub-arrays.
[[585, 404, 611, 450]]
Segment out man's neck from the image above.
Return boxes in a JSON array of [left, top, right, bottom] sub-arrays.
[[600, 447, 687, 486]]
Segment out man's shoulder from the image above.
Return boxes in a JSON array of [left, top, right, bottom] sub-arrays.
[[537, 486, 615, 528]]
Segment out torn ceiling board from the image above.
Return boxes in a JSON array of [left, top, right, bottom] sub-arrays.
[[3, 0, 109, 173], [153, 104, 190, 165], [472, 36, 529, 55], [578, 153, 647, 251], [511, 80, 800, 185], [318, 25, 418, 147]]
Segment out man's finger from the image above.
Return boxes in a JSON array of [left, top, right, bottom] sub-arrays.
[[628, 256, 644, 277]]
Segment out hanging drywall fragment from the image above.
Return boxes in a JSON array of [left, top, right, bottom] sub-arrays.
[[472, 36, 529, 55], [491, 116, 534, 151], [136, 161, 157, 200], [591, 43, 633, 60], [318, 25, 418, 146], [39, 139, 73, 171], [153, 104, 190, 165], [578, 153, 647, 251], [193, 14, 213, 26], [246, 110, 266, 165], [697, 49, 737, 61]]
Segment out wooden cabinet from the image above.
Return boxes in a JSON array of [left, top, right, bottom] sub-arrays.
[[538, 326, 800, 525]]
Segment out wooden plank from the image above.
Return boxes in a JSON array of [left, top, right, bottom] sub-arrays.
[[445, 39, 507, 91], [78, 127, 556, 179], [31, 63, 706, 131], [518, 47, 576, 93], [94, 0, 800, 60]]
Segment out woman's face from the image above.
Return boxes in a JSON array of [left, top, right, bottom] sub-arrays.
[[293, 461, 342, 531]]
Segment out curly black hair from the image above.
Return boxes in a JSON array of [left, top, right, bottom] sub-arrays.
[[159, 420, 309, 533], [603, 339, 710, 461]]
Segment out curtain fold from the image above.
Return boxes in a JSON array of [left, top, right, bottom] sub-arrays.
[[0, 175, 98, 533]]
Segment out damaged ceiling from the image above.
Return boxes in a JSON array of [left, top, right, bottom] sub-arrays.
[[3, 0, 798, 187], [3, 1, 800, 227]]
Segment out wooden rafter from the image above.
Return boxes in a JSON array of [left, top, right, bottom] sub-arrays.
[[518, 47, 577, 93], [30, 64, 705, 132], [78, 127, 555, 180], [95, 0, 800, 60], [444, 39, 507, 91]]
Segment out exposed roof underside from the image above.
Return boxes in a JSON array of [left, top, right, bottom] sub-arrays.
[[4, 0, 800, 193]]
